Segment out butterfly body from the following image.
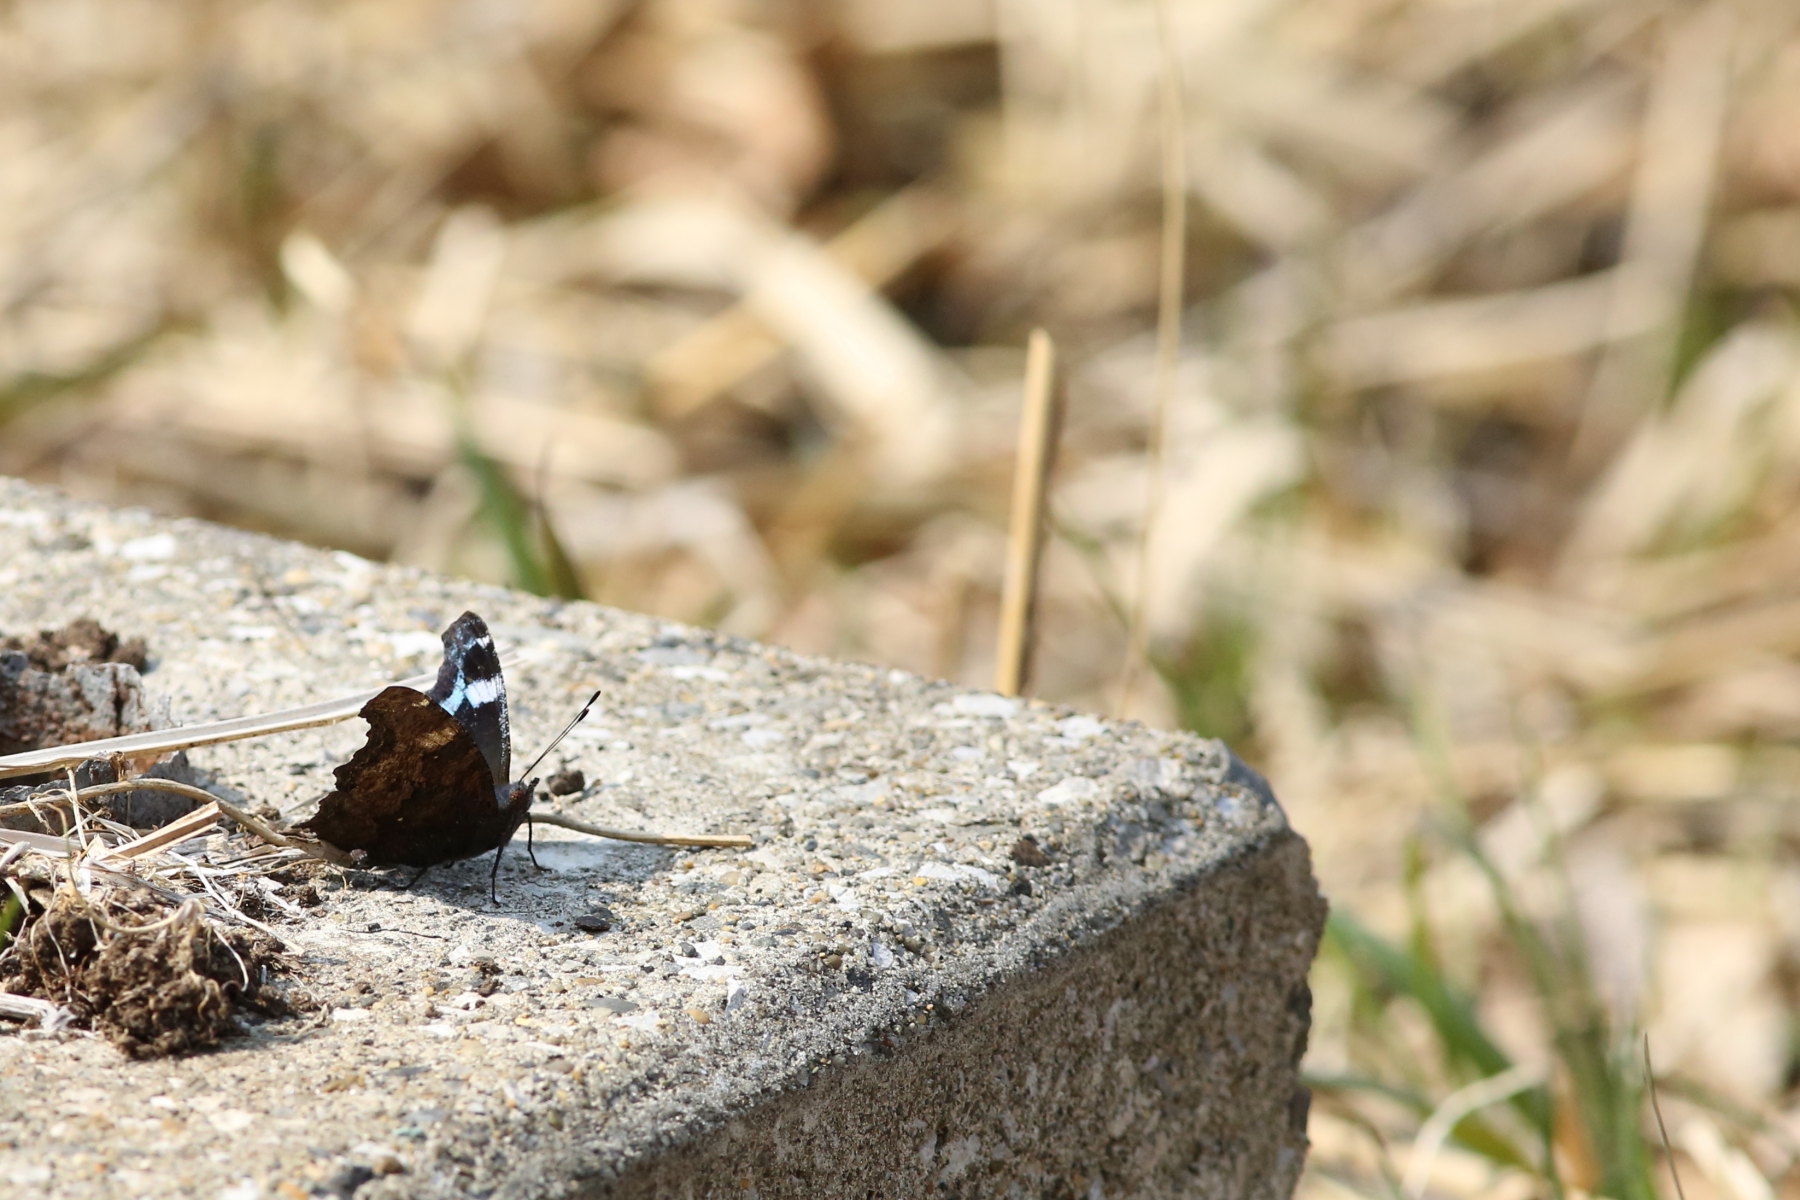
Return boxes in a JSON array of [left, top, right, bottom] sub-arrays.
[[300, 612, 536, 874]]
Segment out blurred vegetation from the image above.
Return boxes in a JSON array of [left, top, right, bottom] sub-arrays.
[[6, 0, 1800, 1193]]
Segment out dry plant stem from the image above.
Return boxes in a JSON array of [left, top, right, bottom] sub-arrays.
[[1645, 1036, 1689, 1200], [0, 671, 438, 781], [35, 778, 354, 865], [0, 991, 69, 1028], [995, 328, 1060, 697], [100, 802, 221, 861], [531, 810, 752, 849], [1116, 0, 1187, 718], [1400, 1063, 1543, 1199], [63, 769, 91, 848], [68, 894, 205, 939]]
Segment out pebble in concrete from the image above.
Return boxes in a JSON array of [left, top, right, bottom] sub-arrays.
[[0, 478, 1325, 1200]]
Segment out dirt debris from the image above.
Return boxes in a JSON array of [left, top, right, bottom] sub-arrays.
[[0, 618, 148, 674], [1, 886, 292, 1058]]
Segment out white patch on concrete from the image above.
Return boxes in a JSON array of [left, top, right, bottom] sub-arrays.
[[667, 665, 729, 682], [914, 861, 1001, 889], [527, 839, 625, 873], [951, 693, 1020, 718], [938, 1135, 982, 1179], [1055, 715, 1106, 741], [385, 630, 443, 659], [1035, 776, 1100, 807], [118, 533, 178, 561], [208, 1110, 256, 1135]]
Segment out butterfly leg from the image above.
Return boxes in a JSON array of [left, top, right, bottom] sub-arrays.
[[525, 813, 544, 869], [487, 838, 511, 903], [403, 865, 433, 890]]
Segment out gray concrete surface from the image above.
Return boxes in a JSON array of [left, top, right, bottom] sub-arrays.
[[0, 477, 1325, 1199]]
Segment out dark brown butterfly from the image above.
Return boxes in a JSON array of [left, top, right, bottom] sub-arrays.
[[299, 612, 595, 896]]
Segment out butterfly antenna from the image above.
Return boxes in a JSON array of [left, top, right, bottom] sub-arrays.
[[521, 688, 602, 779]]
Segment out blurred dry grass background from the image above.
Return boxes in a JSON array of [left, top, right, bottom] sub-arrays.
[[6, 0, 1800, 1194]]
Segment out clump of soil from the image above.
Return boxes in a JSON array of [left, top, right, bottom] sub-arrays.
[[2, 887, 289, 1058], [0, 618, 195, 828], [0, 617, 148, 673]]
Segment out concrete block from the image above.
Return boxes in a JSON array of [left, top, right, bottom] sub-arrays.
[[0, 478, 1325, 1199]]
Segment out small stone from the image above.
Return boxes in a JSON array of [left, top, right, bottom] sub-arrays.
[[572, 909, 615, 933], [546, 769, 586, 796], [1010, 836, 1050, 867], [677, 941, 698, 958], [324, 1163, 375, 1196]]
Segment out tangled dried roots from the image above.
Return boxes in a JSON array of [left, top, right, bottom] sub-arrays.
[[2, 889, 286, 1058]]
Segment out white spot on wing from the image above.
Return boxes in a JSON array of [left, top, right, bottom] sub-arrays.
[[464, 676, 503, 705]]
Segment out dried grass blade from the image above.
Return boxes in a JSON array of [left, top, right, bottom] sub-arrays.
[[996, 329, 1060, 697], [0, 670, 435, 779], [98, 803, 221, 862], [0, 829, 77, 855], [531, 810, 752, 849]]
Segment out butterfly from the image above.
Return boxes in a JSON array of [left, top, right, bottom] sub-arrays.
[[299, 611, 594, 897]]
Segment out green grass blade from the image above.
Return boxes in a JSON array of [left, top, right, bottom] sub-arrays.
[[0, 889, 22, 954], [1325, 908, 1550, 1167]]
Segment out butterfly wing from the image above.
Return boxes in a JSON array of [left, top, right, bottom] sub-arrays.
[[426, 611, 510, 789], [299, 686, 520, 867]]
